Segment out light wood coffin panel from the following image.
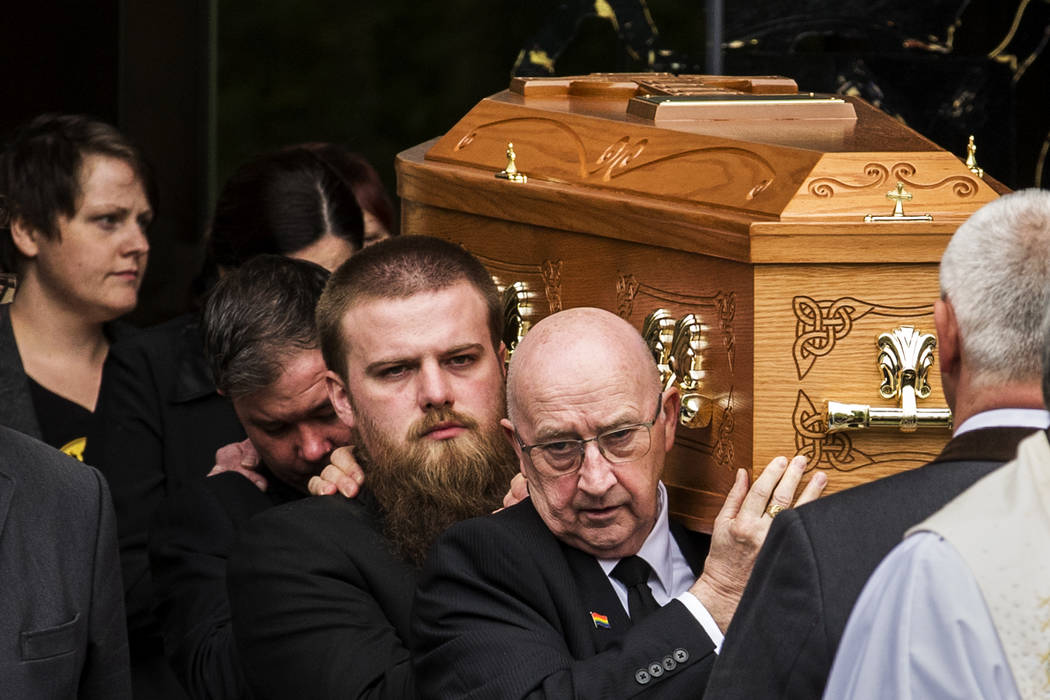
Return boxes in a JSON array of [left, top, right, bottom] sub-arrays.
[[397, 74, 1004, 532]]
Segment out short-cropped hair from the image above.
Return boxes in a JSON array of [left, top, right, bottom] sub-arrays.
[[316, 236, 501, 380], [204, 255, 330, 398], [0, 113, 155, 272], [940, 189, 1050, 388]]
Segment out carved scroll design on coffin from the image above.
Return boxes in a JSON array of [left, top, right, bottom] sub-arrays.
[[618, 274, 736, 373], [793, 390, 936, 471], [807, 162, 979, 199], [455, 117, 776, 203], [471, 251, 564, 315], [793, 295, 933, 380]]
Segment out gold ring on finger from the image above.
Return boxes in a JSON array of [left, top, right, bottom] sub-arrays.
[[767, 503, 787, 518]]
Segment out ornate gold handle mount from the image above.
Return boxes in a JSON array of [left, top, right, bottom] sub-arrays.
[[825, 325, 952, 433], [643, 309, 713, 429]]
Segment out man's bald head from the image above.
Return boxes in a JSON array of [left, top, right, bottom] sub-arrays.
[[503, 307, 677, 558], [506, 307, 662, 424]]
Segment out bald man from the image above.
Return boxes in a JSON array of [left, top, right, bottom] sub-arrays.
[[413, 308, 821, 699]]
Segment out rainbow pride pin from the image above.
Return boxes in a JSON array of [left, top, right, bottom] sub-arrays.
[[590, 611, 610, 629]]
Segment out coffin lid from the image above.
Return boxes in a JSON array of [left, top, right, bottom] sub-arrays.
[[401, 74, 1004, 265]]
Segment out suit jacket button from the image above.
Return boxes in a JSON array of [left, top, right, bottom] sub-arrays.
[[648, 662, 664, 677], [663, 655, 677, 671], [635, 669, 651, 685], [673, 648, 689, 663]]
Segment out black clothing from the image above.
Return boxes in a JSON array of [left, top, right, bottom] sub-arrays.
[[87, 312, 245, 700], [27, 376, 94, 458], [228, 491, 419, 699], [150, 468, 302, 699]]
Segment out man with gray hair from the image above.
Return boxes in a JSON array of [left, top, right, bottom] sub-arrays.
[[827, 193, 1050, 698], [149, 255, 350, 699], [704, 188, 1050, 698]]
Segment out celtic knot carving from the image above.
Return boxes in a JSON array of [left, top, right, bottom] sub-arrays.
[[619, 274, 737, 373], [541, 260, 563, 313], [713, 390, 735, 467], [792, 391, 936, 472], [469, 250, 562, 315], [793, 295, 933, 380], [616, 274, 640, 319]]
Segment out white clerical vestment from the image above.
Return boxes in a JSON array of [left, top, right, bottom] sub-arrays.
[[825, 430, 1050, 699]]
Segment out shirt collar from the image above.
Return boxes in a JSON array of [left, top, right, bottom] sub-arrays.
[[597, 481, 674, 593], [954, 408, 1050, 436]]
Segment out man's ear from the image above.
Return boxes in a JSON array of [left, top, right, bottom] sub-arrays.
[[934, 298, 961, 380], [500, 417, 526, 473], [9, 219, 41, 259], [497, 341, 508, 377], [660, 388, 681, 451], [325, 370, 356, 428]]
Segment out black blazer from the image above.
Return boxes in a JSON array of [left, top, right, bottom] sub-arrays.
[[149, 469, 301, 699], [413, 498, 715, 699], [227, 491, 419, 700], [0, 425, 131, 699], [86, 312, 245, 658], [704, 426, 1034, 699], [0, 305, 40, 440]]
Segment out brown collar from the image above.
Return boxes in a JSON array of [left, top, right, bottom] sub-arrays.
[[932, 426, 1040, 464]]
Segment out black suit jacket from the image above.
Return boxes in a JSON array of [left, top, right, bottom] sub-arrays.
[[0, 425, 131, 699], [149, 469, 301, 699], [227, 491, 418, 699], [86, 313, 245, 667], [0, 305, 40, 440], [704, 426, 1034, 699], [413, 498, 715, 699]]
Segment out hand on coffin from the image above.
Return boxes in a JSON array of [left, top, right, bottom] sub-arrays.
[[209, 438, 267, 491], [689, 455, 826, 632], [307, 445, 365, 498]]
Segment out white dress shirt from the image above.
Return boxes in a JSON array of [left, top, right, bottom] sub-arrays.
[[598, 481, 725, 651], [824, 533, 1021, 699]]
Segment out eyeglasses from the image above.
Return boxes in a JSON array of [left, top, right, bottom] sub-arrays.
[[515, 394, 663, 476]]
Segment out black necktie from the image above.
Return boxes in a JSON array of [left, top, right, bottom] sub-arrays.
[[610, 555, 661, 622]]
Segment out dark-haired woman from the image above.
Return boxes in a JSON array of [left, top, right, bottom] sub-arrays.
[[0, 113, 153, 459], [87, 143, 391, 699]]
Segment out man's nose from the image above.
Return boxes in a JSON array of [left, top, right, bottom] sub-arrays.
[[576, 442, 617, 495], [297, 425, 332, 463], [417, 361, 453, 410]]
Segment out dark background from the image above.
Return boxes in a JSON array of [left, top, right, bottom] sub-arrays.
[[3, 0, 1047, 324]]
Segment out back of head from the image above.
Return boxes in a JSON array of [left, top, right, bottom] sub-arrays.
[[206, 145, 366, 270], [203, 255, 330, 398], [0, 113, 154, 272], [300, 143, 396, 239], [316, 235, 501, 379], [940, 189, 1050, 388]]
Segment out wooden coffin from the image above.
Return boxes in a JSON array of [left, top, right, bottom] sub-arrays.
[[395, 74, 1003, 532]]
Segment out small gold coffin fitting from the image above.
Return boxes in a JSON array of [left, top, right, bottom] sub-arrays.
[[643, 309, 713, 429], [863, 182, 933, 223], [495, 142, 528, 183], [826, 325, 953, 433], [494, 279, 534, 362]]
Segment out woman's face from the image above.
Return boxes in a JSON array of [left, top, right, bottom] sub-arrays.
[[26, 154, 152, 322]]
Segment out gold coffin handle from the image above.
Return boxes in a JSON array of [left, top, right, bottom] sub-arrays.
[[826, 402, 953, 433], [643, 309, 713, 429], [824, 325, 952, 433]]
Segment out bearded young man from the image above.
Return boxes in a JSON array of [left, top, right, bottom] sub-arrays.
[[226, 236, 519, 699]]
